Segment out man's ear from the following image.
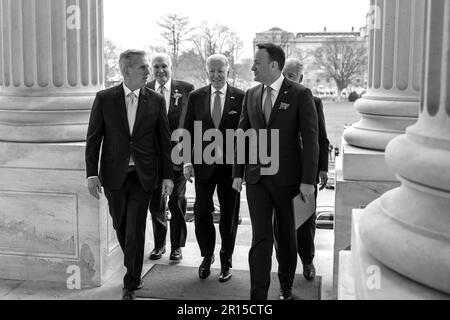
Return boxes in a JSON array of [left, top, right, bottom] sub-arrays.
[[299, 74, 304, 83], [272, 61, 279, 71]]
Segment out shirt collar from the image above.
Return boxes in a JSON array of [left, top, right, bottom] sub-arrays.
[[265, 74, 284, 93], [155, 78, 171, 92], [211, 82, 228, 96], [123, 82, 141, 98]]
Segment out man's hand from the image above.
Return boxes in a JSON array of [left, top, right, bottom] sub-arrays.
[[162, 179, 174, 197], [232, 178, 243, 193], [87, 177, 102, 200], [318, 171, 328, 191], [183, 165, 195, 183], [300, 183, 315, 203]]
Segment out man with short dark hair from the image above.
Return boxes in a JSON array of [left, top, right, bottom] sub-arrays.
[[233, 44, 319, 300], [281, 57, 330, 281], [146, 53, 194, 262], [85, 49, 173, 300]]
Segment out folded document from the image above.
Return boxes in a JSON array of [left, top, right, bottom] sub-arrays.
[[292, 193, 316, 229]]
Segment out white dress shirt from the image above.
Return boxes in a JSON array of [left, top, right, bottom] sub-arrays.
[[155, 79, 172, 114], [262, 74, 285, 110], [210, 83, 228, 118], [123, 82, 141, 166]]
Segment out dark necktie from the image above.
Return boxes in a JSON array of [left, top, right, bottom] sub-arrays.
[[159, 86, 169, 114], [263, 86, 273, 125], [212, 91, 222, 128]]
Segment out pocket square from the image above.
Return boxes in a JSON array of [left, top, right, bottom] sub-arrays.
[[279, 102, 290, 110], [228, 110, 238, 115]]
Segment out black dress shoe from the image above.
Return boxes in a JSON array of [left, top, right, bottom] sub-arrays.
[[122, 288, 136, 300], [169, 248, 183, 261], [135, 280, 144, 290], [303, 263, 316, 281], [218, 266, 232, 283], [279, 288, 293, 300], [198, 255, 215, 279], [149, 247, 166, 260]]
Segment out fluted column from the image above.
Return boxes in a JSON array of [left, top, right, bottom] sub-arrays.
[[359, 0, 450, 294], [0, 0, 103, 142], [344, 0, 425, 151]]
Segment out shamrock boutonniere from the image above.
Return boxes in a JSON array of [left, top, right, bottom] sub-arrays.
[[279, 102, 290, 110], [173, 89, 182, 106]]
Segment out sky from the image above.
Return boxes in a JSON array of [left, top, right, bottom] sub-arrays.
[[104, 0, 370, 60]]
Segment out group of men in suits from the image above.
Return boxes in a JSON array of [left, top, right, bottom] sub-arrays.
[[85, 43, 328, 300]]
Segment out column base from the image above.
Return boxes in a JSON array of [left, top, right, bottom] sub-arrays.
[[332, 145, 400, 299], [341, 140, 397, 181], [0, 142, 122, 288], [359, 177, 450, 294], [340, 210, 450, 299], [337, 250, 356, 300]]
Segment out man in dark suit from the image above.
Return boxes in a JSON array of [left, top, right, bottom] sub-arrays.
[[146, 53, 194, 262], [281, 57, 330, 281], [232, 44, 319, 300], [183, 54, 244, 283], [85, 49, 173, 300]]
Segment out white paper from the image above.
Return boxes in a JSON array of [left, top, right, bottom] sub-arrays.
[[293, 193, 316, 229]]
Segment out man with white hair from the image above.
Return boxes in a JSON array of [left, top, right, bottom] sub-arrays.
[[146, 53, 194, 262], [281, 57, 330, 281], [183, 54, 245, 282]]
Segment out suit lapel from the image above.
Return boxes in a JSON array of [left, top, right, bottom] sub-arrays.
[[218, 84, 233, 129], [267, 79, 292, 127], [203, 85, 214, 128], [168, 80, 176, 114], [253, 84, 266, 128], [116, 84, 131, 136], [132, 87, 148, 136]]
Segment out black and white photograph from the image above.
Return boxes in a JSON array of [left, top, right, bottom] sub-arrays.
[[0, 0, 449, 311]]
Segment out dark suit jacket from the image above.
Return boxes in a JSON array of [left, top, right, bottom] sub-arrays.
[[85, 83, 173, 191], [314, 97, 330, 178], [146, 79, 194, 172], [183, 83, 245, 180], [233, 78, 319, 186]]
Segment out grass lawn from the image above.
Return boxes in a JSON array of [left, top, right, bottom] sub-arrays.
[[322, 101, 361, 149]]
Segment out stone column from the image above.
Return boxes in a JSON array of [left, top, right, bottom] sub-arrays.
[[344, 0, 424, 151], [0, 0, 103, 142], [332, 0, 426, 298], [358, 0, 450, 296], [0, 0, 123, 288]]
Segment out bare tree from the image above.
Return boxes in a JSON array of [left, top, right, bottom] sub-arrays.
[[191, 21, 234, 65], [157, 14, 193, 67], [313, 39, 368, 93], [190, 21, 250, 87], [104, 38, 123, 88]]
